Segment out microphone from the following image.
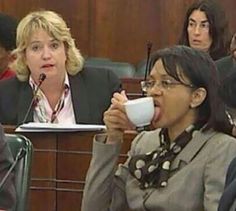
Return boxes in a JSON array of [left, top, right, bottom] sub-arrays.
[[142, 42, 152, 96], [0, 147, 26, 190], [38, 73, 47, 85], [144, 41, 152, 81], [21, 73, 46, 125]]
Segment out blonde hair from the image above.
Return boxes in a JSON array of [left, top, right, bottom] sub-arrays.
[[11, 10, 84, 81]]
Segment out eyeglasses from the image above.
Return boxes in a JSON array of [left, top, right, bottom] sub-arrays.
[[188, 21, 210, 32], [140, 79, 195, 92], [226, 108, 236, 127]]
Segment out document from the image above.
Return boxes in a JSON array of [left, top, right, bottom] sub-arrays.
[[15, 122, 106, 132]]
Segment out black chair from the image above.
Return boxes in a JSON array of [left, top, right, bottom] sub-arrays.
[[5, 134, 33, 211], [85, 57, 112, 64], [85, 58, 136, 78], [135, 59, 147, 77]]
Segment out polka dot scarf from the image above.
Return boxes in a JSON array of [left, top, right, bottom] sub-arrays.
[[128, 124, 201, 189]]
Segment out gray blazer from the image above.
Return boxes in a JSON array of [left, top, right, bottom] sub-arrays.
[[82, 129, 236, 211], [0, 124, 16, 210]]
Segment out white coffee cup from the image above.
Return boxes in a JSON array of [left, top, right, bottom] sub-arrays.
[[124, 97, 155, 127]]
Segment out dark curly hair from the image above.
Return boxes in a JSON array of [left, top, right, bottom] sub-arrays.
[[0, 13, 18, 51]]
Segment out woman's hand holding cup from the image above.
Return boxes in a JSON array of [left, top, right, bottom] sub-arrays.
[[104, 90, 135, 143]]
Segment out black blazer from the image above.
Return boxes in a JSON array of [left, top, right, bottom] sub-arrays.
[[0, 67, 121, 125]]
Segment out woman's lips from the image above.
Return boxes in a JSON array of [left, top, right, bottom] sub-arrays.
[[41, 64, 54, 68], [192, 40, 201, 45]]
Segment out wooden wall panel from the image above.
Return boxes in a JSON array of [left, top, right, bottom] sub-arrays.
[[42, 0, 90, 56], [89, 0, 161, 64], [157, 0, 195, 48], [0, 0, 235, 65], [220, 0, 236, 33]]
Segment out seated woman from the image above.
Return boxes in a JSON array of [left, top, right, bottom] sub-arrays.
[[216, 32, 236, 80], [0, 124, 16, 210], [0, 13, 18, 81], [218, 70, 236, 211], [179, 0, 231, 60], [82, 45, 236, 211], [0, 10, 121, 125]]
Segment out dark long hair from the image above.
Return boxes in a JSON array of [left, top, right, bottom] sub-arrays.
[[179, 0, 230, 60], [149, 45, 231, 134]]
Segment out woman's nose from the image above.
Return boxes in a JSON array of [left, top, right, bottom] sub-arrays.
[[147, 85, 163, 96], [193, 25, 201, 35], [42, 46, 52, 59]]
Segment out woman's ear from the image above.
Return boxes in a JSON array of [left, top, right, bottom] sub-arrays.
[[190, 87, 207, 108]]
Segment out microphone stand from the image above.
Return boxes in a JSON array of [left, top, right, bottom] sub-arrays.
[[20, 73, 46, 125], [0, 147, 25, 190], [142, 41, 153, 96]]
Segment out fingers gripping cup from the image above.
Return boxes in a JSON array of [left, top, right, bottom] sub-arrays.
[[124, 97, 155, 129]]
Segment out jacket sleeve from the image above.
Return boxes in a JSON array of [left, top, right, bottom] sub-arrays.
[[0, 125, 16, 210], [203, 135, 236, 211], [229, 200, 236, 211], [81, 132, 144, 211]]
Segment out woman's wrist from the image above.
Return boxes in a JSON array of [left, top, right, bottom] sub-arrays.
[[105, 131, 123, 144]]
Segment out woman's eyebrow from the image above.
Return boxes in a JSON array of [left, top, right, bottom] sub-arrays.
[[28, 41, 41, 45], [189, 18, 196, 23], [189, 18, 209, 23]]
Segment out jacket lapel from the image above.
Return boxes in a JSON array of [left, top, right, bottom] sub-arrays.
[[69, 74, 91, 124], [171, 129, 217, 170], [17, 82, 34, 125]]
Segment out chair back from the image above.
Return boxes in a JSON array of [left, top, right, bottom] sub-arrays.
[[106, 62, 136, 78], [5, 134, 33, 211], [85, 57, 112, 64], [135, 59, 147, 77], [85, 58, 136, 78]]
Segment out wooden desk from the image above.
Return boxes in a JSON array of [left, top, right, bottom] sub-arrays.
[[4, 126, 136, 211]]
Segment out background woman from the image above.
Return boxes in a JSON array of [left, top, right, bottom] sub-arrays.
[[179, 0, 231, 60], [218, 70, 236, 211], [0, 13, 17, 81], [216, 32, 236, 80]]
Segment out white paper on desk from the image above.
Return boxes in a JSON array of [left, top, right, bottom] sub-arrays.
[[15, 122, 106, 132]]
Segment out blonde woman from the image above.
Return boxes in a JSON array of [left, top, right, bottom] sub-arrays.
[[0, 10, 120, 125]]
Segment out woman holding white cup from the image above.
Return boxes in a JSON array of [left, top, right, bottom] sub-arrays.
[[82, 46, 236, 211]]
